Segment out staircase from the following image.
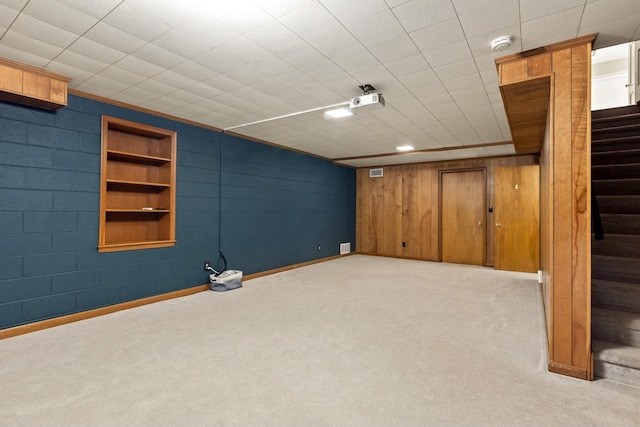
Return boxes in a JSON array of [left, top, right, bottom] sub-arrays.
[[591, 104, 640, 387]]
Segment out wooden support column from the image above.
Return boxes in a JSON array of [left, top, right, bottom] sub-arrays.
[[496, 34, 595, 380]]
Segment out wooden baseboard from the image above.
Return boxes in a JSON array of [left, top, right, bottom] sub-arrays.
[[0, 254, 353, 341], [548, 361, 589, 380], [0, 285, 209, 341], [243, 253, 351, 280]]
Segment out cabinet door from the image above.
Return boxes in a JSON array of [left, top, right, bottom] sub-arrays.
[[494, 165, 540, 272], [441, 170, 486, 266]]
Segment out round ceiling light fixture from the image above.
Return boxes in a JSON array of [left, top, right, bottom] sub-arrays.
[[490, 36, 513, 52]]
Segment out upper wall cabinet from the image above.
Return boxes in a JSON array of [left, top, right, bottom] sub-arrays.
[[99, 116, 177, 253], [0, 57, 70, 110]]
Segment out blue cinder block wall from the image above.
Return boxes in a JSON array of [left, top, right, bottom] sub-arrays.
[[0, 94, 356, 329]]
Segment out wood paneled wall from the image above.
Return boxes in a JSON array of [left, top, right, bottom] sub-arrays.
[[356, 154, 537, 265], [496, 35, 594, 380]]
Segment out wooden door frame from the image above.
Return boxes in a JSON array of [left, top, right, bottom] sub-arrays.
[[438, 167, 488, 265]]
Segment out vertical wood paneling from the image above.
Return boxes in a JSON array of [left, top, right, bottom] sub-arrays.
[[570, 44, 591, 369], [528, 54, 552, 78], [551, 47, 573, 366], [496, 35, 594, 380], [356, 155, 537, 262], [500, 59, 528, 84]]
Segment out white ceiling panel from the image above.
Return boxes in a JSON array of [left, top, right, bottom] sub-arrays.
[[0, 0, 637, 167]]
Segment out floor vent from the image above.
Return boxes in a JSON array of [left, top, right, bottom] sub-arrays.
[[340, 242, 351, 254], [369, 168, 383, 177]]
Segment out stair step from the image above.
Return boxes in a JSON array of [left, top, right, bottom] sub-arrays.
[[592, 112, 640, 130], [593, 279, 640, 312], [592, 123, 640, 140], [592, 254, 640, 283], [593, 178, 640, 196], [592, 105, 640, 121], [592, 135, 640, 152], [592, 308, 640, 347], [596, 195, 640, 214], [600, 214, 640, 235], [592, 234, 640, 258], [592, 149, 640, 165], [592, 164, 640, 180], [593, 339, 640, 387]]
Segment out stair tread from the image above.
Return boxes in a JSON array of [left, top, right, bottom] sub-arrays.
[[592, 112, 640, 123], [593, 123, 640, 133], [593, 340, 640, 369], [592, 307, 640, 330]]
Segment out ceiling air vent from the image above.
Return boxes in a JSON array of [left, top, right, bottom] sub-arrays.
[[369, 168, 383, 178]]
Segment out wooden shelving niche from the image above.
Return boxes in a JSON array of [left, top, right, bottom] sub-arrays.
[[99, 116, 177, 253]]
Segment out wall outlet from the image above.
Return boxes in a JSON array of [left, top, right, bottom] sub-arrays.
[[204, 261, 210, 271], [318, 245, 321, 251]]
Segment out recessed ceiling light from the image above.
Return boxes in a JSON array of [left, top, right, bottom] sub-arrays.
[[490, 36, 513, 52], [396, 145, 415, 152], [324, 108, 353, 119]]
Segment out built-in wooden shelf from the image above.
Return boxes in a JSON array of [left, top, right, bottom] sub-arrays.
[[0, 57, 70, 110], [99, 116, 177, 253]]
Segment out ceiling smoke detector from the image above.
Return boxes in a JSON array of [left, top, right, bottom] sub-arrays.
[[490, 36, 513, 52]]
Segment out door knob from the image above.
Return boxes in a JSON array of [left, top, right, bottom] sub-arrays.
[[478, 221, 482, 226], [495, 223, 501, 227]]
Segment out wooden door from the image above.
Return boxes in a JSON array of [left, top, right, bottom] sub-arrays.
[[494, 165, 540, 272], [441, 170, 485, 266]]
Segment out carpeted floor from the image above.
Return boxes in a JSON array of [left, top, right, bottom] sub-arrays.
[[1, 255, 639, 426]]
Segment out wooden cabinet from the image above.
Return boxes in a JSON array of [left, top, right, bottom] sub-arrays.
[[99, 116, 177, 253], [0, 57, 69, 110]]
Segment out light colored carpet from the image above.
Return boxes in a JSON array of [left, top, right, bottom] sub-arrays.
[[1, 255, 639, 426]]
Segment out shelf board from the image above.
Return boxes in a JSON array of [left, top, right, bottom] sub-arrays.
[[105, 209, 171, 213], [106, 179, 171, 188], [98, 239, 177, 253], [107, 149, 171, 163]]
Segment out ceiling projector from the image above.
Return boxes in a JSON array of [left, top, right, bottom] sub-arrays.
[[349, 93, 385, 109]]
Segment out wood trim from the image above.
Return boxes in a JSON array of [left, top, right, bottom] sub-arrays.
[[0, 254, 352, 340], [69, 89, 223, 133], [0, 57, 71, 82], [0, 285, 210, 341], [548, 361, 588, 380], [495, 34, 597, 67], [243, 253, 352, 280], [333, 141, 511, 162]]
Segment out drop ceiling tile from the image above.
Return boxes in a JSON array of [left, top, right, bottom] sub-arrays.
[[46, 61, 93, 84], [466, 25, 522, 56], [99, 65, 147, 86], [72, 81, 118, 98], [0, 30, 64, 60], [581, 0, 639, 27], [433, 58, 478, 80], [457, 0, 519, 38], [135, 79, 178, 97], [158, 89, 204, 105], [9, 13, 78, 48], [153, 14, 237, 59], [204, 74, 245, 92], [442, 72, 483, 92], [521, 7, 583, 50], [346, 10, 407, 46], [84, 22, 147, 55], [68, 37, 128, 64], [129, 0, 200, 27], [0, 3, 22, 28], [254, 0, 315, 19], [0, 44, 49, 68], [132, 43, 187, 69], [319, 0, 389, 23], [422, 40, 472, 68], [54, 49, 110, 74], [82, 74, 131, 93], [279, 2, 343, 41], [385, 53, 430, 77], [103, 3, 171, 42], [410, 17, 465, 52], [246, 19, 305, 56], [520, 0, 585, 21], [368, 34, 421, 63], [153, 70, 198, 89], [170, 60, 220, 82], [579, 15, 640, 48], [392, 0, 457, 32], [22, 0, 99, 35], [115, 55, 165, 78], [332, 49, 381, 74]]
